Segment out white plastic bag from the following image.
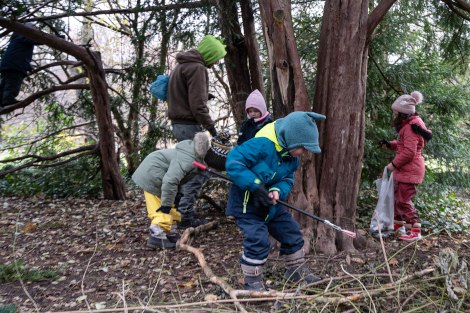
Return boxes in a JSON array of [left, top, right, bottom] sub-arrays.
[[369, 166, 394, 237]]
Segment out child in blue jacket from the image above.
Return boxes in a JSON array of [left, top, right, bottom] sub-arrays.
[[237, 89, 273, 145], [226, 111, 325, 291]]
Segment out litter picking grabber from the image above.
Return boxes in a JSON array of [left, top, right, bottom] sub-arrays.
[[193, 161, 356, 239]]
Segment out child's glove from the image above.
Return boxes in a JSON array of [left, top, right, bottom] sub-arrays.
[[157, 206, 172, 214], [252, 184, 273, 208], [378, 139, 391, 149], [209, 127, 218, 137]]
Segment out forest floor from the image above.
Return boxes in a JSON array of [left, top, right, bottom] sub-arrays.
[[0, 191, 469, 313]]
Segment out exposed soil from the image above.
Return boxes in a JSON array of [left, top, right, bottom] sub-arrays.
[[0, 193, 469, 312]]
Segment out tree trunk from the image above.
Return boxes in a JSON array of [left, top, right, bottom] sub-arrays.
[[239, 0, 265, 97], [312, 0, 397, 254], [83, 50, 127, 200], [259, 0, 318, 253], [216, 0, 255, 128], [259, 0, 397, 255], [0, 19, 127, 200]]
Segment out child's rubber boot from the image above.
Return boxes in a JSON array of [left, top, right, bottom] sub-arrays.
[[147, 225, 176, 249], [244, 275, 266, 291], [241, 264, 266, 291], [394, 220, 406, 235], [284, 249, 322, 284], [399, 223, 421, 242]]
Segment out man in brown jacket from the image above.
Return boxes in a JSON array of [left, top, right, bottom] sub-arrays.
[[167, 35, 227, 229]]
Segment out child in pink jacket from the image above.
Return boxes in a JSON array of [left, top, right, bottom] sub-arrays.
[[379, 91, 432, 242]]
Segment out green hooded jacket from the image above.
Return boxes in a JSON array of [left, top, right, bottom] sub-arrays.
[[132, 133, 210, 207]]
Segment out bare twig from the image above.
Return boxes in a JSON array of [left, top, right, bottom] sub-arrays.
[[398, 288, 419, 313], [341, 264, 377, 313], [0, 121, 94, 152], [230, 290, 295, 298], [13, 212, 40, 313], [375, 210, 394, 283], [176, 221, 247, 313], [81, 206, 99, 312], [0, 84, 90, 115]]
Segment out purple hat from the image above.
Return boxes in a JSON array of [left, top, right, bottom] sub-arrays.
[[391, 91, 423, 114]]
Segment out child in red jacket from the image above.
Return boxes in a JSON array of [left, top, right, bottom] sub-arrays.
[[379, 91, 432, 242]]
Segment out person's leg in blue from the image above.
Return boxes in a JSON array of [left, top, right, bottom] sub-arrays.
[[0, 70, 25, 107], [236, 218, 270, 291], [268, 207, 322, 284], [236, 206, 321, 291]]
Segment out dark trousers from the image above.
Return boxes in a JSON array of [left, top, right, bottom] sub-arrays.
[[236, 208, 304, 266], [394, 181, 418, 224], [0, 70, 25, 106], [171, 124, 209, 220]]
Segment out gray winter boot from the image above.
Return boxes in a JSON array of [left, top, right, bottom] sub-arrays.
[[284, 249, 322, 283], [241, 264, 266, 291], [147, 225, 176, 249]]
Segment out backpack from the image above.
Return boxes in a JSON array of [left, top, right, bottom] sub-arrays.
[[150, 75, 169, 101]]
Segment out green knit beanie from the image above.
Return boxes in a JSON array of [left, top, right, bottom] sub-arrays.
[[196, 35, 227, 66]]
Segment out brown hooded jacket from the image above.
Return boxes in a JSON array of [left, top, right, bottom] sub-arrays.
[[167, 49, 215, 132]]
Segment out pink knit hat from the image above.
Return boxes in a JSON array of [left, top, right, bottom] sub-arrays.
[[391, 91, 423, 114], [246, 89, 269, 123]]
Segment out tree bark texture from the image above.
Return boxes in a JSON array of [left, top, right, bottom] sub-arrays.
[[259, 0, 318, 253], [216, 0, 253, 128], [239, 0, 265, 98], [312, 0, 397, 255], [0, 18, 127, 200]]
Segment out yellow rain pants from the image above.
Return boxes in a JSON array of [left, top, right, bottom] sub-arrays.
[[144, 191, 181, 233]]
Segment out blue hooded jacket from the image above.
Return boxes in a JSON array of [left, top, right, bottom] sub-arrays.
[[226, 111, 326, 220], [0, 33, 42, 75]]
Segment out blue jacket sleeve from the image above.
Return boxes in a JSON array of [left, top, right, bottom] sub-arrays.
[[16, 35, 42, 46], [226, 138, 269, 192], [268, 167, 297, 200], [237, 121, 248, 146]]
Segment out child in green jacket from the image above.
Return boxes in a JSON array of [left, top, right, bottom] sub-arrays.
[[132, 133, 211, 249]]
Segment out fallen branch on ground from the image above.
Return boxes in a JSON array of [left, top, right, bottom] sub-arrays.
[[176, 221, 248, 313]]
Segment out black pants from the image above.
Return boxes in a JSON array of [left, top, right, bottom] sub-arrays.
[[0, 70, 25, 106]]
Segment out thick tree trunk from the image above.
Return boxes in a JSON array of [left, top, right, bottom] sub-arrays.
[[85, 50, 127, 200], [312, 0, 397, 255], [0, 19, 127, 200], [260, 0, 397, 255], [239, 0, 265, 97], [259, 0, 318, 253], [216, 0, 255, 128]]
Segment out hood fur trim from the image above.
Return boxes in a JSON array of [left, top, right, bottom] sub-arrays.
[[194, 132, 211, 159], [411, 124, 433, 142]]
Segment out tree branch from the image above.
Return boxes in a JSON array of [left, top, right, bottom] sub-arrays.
[[28, 61, 83, 76], [22, 0, 216, 22], [454, 0, 470, 12], [0, 84, 90, 115], [0, 18, 90, 63], [0, 143, 99, 163], [367, 0, 399, 45], [35, 147, 100, 168], [0, 122, 95, 152], [368, 51, 402, 96], [0, 143, 99, 176], [83, 16, 132, 37], [442, 0, 470, 21]]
